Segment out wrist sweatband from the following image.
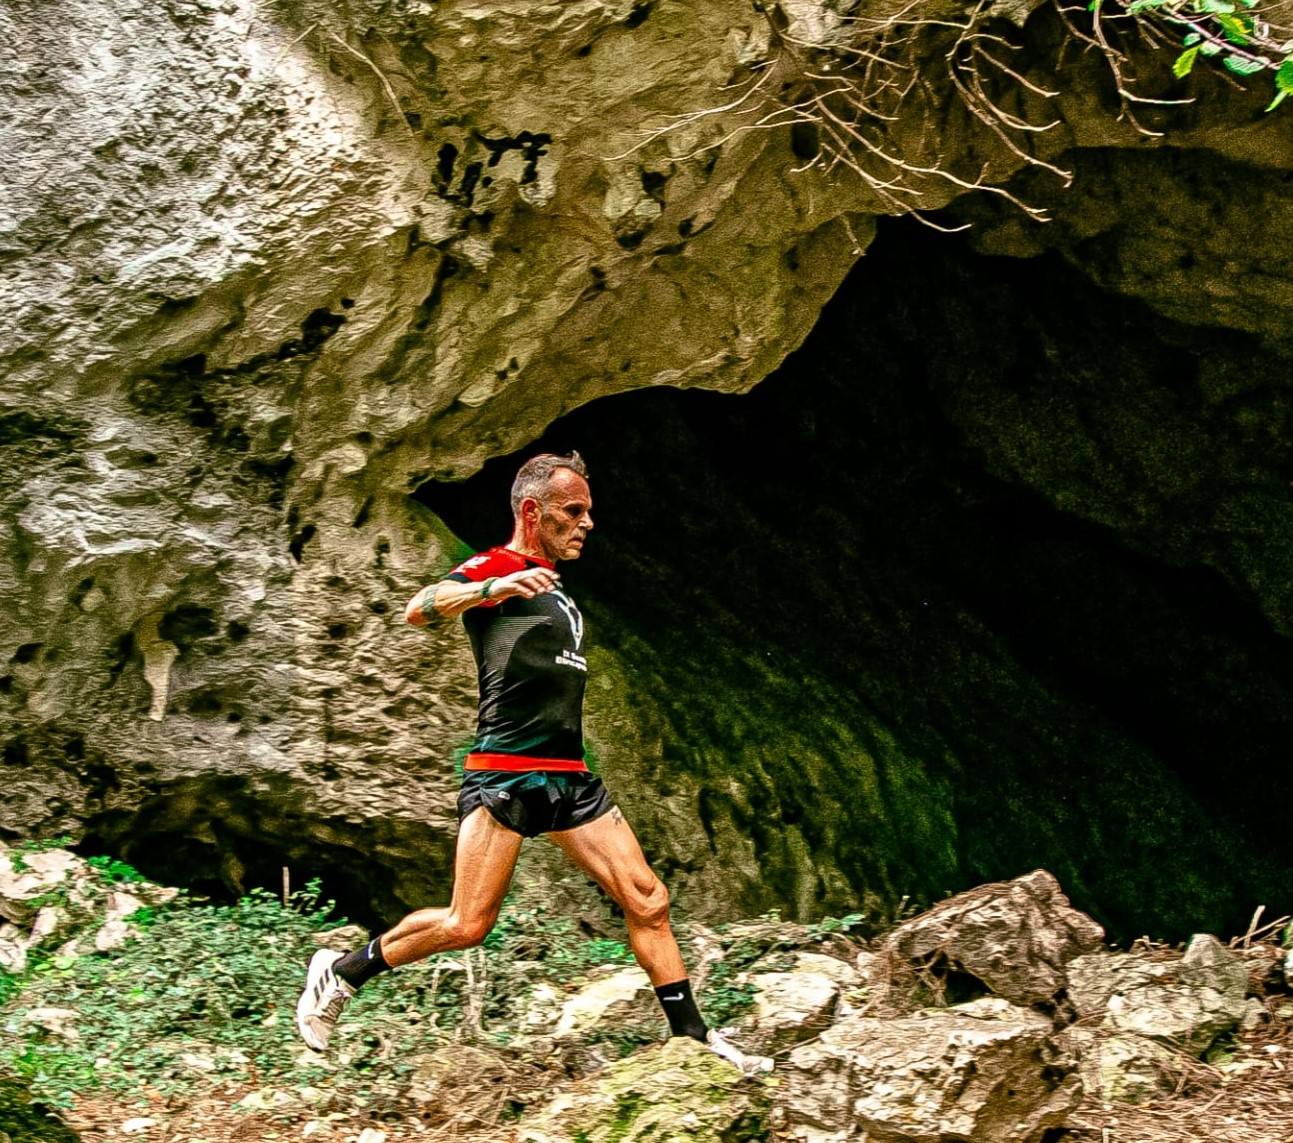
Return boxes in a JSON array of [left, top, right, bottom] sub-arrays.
[[480, 578, 497, 600]]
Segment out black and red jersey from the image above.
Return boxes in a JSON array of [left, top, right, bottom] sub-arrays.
[[445, 547, 589, 771]]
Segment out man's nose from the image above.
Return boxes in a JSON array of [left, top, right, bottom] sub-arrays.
[[582, 512, 594, 530]]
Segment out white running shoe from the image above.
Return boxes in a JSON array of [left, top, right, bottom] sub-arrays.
[[704, 1029, 774, 1077], [295, 948, 355, 1051]]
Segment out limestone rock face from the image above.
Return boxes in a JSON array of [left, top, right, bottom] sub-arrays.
[[876, 870, 1105, 1011], [0, 0, 868, 909], [3, 0, 1293, 934], [776, 997, 1081, 1143]]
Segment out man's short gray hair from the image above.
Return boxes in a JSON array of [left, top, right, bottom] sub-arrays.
[[510, 451, 589, 516]]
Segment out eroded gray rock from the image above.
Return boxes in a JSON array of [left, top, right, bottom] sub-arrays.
[[1062, 1026, 1185, 1106], [520, 1036, 767, 1143], [739, 968, 840, 1053], [776, 996, 1080, 1143], [876, 869, 1104, 1011], [1067, 934, 1250, 1053]]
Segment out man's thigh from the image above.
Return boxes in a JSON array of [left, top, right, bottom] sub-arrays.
[[449, 805, 524, 917], [547, 805, 659, 904]]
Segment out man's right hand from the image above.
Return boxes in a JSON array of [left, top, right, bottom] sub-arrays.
[[489, 567, 558, 600]]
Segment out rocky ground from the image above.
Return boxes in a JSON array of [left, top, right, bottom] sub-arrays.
[[2, 844, 1290, 1143]]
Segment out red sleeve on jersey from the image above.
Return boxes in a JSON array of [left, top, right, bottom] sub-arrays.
[[444, 548, 525, 606]]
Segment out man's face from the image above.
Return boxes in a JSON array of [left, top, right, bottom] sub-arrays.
[[533, 469, 594, 562]]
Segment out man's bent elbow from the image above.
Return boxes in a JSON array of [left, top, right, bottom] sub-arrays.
[[404, 585, 437, 627]]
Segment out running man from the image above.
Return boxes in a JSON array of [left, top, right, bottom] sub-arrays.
[[295, 452, 771, 1075]]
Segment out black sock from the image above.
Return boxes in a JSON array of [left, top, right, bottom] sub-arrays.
[[654, 978, 709, 1042], [334, 936, 392, 990]]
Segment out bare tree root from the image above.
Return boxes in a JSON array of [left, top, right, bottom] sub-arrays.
[[611, 0, 1293, 229]]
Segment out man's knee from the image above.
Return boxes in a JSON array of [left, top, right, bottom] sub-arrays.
[[446, 911, 496, 949], [626, 876, 670, 929]]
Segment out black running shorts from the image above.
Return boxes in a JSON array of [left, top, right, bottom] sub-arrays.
[[457, 770, 615, 838]]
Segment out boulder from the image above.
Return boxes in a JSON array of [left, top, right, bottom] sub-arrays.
[[519, 980, 565, 1032], [93, 919, 132, 953], [102, 891, 145, 925], [776, 997, 1081, 1143], [738, 969, 840, 1054], [0, 928, 26, 974], [1237, 943, 1285, 997], [786, 951, 863, 990], [876, 870, 1104, 1012], [0, 850, 85, 925], [404, 1045, 510, 1109], [1062, 1027, 1185, 1105], [1067, 934, 1249, 1053], [519, 1037, 768, 1143]]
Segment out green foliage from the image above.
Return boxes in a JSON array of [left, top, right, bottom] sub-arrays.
[[1173, 45, 1200, 74], [698, 956, 755, 1029], [1121, 0, 1293, 107], [0, 879, 353, 1107], [0, 873, 671, 1112], [84, 855, 146, 885], [804, 911, 866, 940]]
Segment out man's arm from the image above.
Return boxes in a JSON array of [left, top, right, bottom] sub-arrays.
[[404, 566, 559, 626]]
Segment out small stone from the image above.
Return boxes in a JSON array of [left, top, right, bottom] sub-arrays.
[[122, 1119, 158, 1135], [302, 1123, 324, 1138], [104, 890, 145, 923], [312, 924, 369, 952], [94, 919, 132, 952], [1239, 998, 1267, 1032], [23, 1007, 81, 1039], [355, 1130, 387, 1143]]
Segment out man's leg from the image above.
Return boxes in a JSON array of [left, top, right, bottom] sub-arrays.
[[379, 806, 523, 965], [296, 807, 522, 1050], [548, 804, 773, 1075], [548, 806, 684, 985]]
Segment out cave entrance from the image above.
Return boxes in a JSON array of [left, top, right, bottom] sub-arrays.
[[416, 217, 1293, 943]]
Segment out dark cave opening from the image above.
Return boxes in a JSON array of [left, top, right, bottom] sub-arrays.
[[416, 218, 1293, 942], [73, 777, 443, 931]]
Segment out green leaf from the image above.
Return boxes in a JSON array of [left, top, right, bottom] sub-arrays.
[[1174, 45, 1201, 75], [1088, 0, 1101, 11], [1276, 57, 1293, 92], [1216, 13, 1252, 43], [1223, 54, 1266, 74], [1198, 0, 1236, 13], [1201, 40, 1223, 55], [1183, 32, 1202, 45], [1267, 89, 1289, 110]]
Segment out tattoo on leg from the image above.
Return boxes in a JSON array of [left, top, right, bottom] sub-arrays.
[[611, 806, 624, 825]]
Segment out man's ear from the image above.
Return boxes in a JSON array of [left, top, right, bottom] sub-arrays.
[[520, 496, 542, 523]]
